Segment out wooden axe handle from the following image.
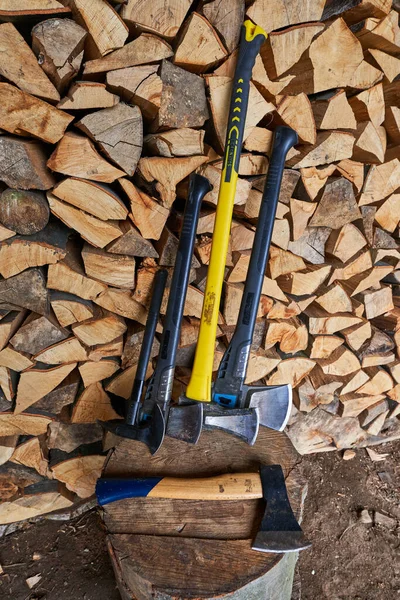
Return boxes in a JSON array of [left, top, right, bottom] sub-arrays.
[[96, 473, 263, 505]]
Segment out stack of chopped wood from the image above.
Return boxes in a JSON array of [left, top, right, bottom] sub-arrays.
[[0, 0, 400, 526]]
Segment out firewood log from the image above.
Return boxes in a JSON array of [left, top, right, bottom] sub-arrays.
[[0, 189, 49, 235], [0, 137, 56, 191], [174, 12, 227, 73], [247, 0, 325, 33], [202, 0, 244, 52], [57, 81, 119, 109], [106, 65, 162, 120], [31, 18, 87, 93]]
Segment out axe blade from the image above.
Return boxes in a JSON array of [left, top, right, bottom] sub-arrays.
[[203, 405, 259, 445], [166, 403, 203, 444], [99, 403, 166, 455], [244, 384, 292, 431], [252, 465, 311, 554]]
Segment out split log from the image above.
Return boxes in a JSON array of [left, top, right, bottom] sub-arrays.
[[48, 259, 108, 301], [10, 313, 68, 355], [322, 0, 392, 25], [0, 223, 69, 278], [352, 121, 386, 163], [316, 283, 353, 314], [269, 247, 306, 279], [277, 265, 331, 296], [51, 455, 105, 498], [47, 132, 125, 183], [0, 137, 56, 191], [106, 65, 162, 121], [31, 18, 87, 93], [267, 357, 316, 387], [342, 321, 372, 351], [94, 289, 148, 325], [122, 328, 160, 369], [247, 0, 325, 33], [119, 179, 169, 240], [11, 437, 48, 477], [48, 422, 103, 453], [326, 224, 367, 263], [154, 60, 209, 130], [348, 59, 383, 90], [369, 48, 400, 82], [362, 286, 394, 319], [105, 362, 153, 399], [275, 94, 316, 144], [34, 337, 88, 364], [312, 90, 357, 131], [82, 244, 135, 289], [0, 269, 49, 315], [67, 0, 128, 59], [121, 0, 191, 40], [72, 313, 127, 346], [354, 10, 400, 55], [310, 178, 361, 229], [0, 413, 52, 437], [15, 363, 77, 414], [265, 319, 308, 354], [310, 335, 344, 359], [106, 220, 158, 258], [138, 155, 207, 208], [83, 33, 173, 76], [287, 132, 355, 169], [78, 359, 119, 387], [71, 382, 121, 423], [202, 0, 244, 53], [359, 158, 400, 205], [0, 22, 59, 102], [384, 106, 400, 145], [0, 347, 33, 372], [57, 82, 119, 110], [174, 12, 227, 73], [336, 159, 365, 191], [375, 194, 400, 232], [52, 178, 128, 221], [0, 83, 73, 144], [202, 164, 251, 207], [299, 165, 336, 201], [0, 2, 70, 19], [50, 292, 94, 328], [76, 103, 143, 176], [0, 189, 49, 235], [47, 193, 123, 248], [349, 83, 385, 127], [263, 23, 325, 79]]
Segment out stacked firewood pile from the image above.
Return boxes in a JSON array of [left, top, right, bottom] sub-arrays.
[[0, 0, 400, 525]]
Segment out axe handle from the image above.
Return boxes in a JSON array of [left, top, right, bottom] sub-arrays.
[[214, 127, 298, 408], [96, 473, 263, 505], [126, 268, 168, 426], [142, 173, 211, 416], [186, 20, 267, 404]]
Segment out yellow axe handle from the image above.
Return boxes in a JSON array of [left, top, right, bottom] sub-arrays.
[[186, 20, 267, 402]]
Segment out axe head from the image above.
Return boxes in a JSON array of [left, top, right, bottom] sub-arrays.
[[252, 464, 311, 554], [99, 403, 165, 455], [243, 384, 292, 431], [202, 405, 259, 445], [166, 402, 203, 444]]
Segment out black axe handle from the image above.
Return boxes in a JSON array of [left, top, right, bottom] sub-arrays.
[[142, 173, 212, 418], [214, 126, 298, 408], [126, 268, 168, 426]]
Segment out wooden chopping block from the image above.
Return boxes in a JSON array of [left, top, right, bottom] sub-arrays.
[[99, 428, 306, 600]]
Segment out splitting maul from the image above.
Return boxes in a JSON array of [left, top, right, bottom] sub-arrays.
[[96, 464, 311, 554], [167, 126, 298, 446]]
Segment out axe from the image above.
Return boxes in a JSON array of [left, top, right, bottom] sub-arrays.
[[96, 464, 311, 554], [168, 126, 298, 445]]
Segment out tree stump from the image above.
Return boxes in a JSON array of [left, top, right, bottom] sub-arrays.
[[100, 428, 306, 600]]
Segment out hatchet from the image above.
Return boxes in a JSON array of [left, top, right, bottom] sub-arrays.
[[96, 464, 311, 554], [167, 127, 298, 445]]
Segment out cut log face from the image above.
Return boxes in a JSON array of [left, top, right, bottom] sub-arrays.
[[119, 179, 169, 240], [15, 363, 77, 414], [82, 244, 136, 289], [349, 83, 385, 127], [287, 132, 355, 169], [265, 23, 325, 78], [72, 313, 127, 346], [275, 93, 316, 144], [47, 193, 123, 248], [121, 0, 191, 39], [52, 178, 128, 221], [10, 313, 68, 355], [0, 137, 56, 191], [51, 455, 105, 498], [203, 0, 244, 52], [71, 382, 121, 423], [0, 83, 73, 144], [57, 82, 119, 110], [76, 103, 143, 176], [247, 0, 325, 33], [0, 22, 59, 102], [0, 2, 70, 18], [174, 12, 227, 73], [0, 270, 49, 315], [359, 158, 400, 205], [138, 155, 207, 208], [83, 33, 173, 76], [0, 189, 49, 235], [47, 132, 125, 183], [312, 90, 357, 130], [67, 0, 128, 58], [31, 18, 87, 93]]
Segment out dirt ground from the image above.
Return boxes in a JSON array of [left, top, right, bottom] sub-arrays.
[[0, 443, 399, 600]]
